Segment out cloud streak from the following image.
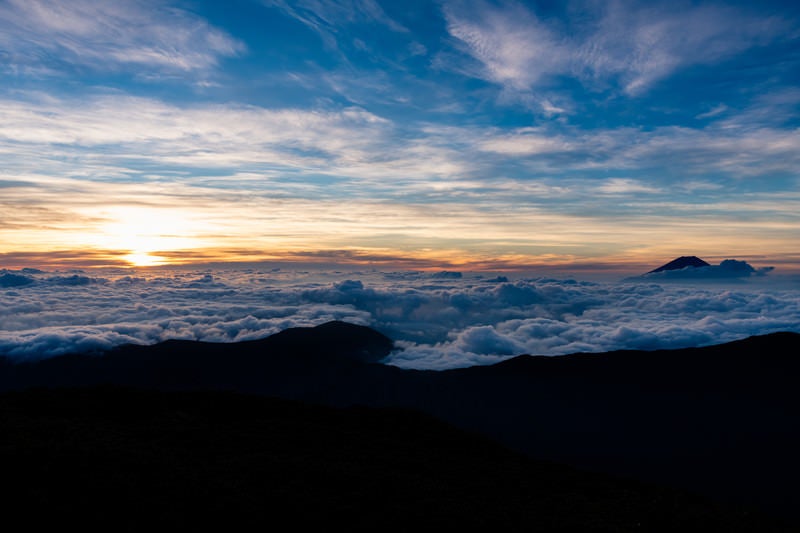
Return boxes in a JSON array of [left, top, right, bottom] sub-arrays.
[[0, 0, 244, 75], [267, 0, 407, 52], [3, 93, 800, 187], [442, 0, 793, 101], [1, 90, 798, 270]]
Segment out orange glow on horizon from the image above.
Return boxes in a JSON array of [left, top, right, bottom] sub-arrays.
[[2, 199, 798, 273], [122, 251, 169, 267], [3, 244, 795, 276]]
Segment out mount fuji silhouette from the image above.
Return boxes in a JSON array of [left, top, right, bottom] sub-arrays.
[[648, 255, 710, 273], [636, 256, 773, 280]]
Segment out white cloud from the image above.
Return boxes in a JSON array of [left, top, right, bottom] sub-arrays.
[[442, 0, 791, 97], [2, 92, 799, 194], [0, 0, 244, 74], [595, 178, 661, 195], [0, 95, 398, 175], [606, 2, 788, 95], [266, 0, 406, 52], [476, 128, 573, 155], [444, 0, 565, 91], [696, 104, 729, 120], [0, 94, 798, 269], [1, 268, 796, 369]]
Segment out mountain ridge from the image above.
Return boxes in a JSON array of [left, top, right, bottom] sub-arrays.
[[1, 322, 799, 525]]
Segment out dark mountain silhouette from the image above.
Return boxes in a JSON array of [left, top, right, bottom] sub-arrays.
[[2, 387, 783, 532], [648, 255, 711, 273], [2, 321, 799, 528]]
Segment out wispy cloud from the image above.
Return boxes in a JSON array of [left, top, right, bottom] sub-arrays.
[[591, 1, 789, 95], [3, 91, 800, 190], [1, 90, 799, 269], [695, 104, 729, 120], [266, 0, 406, 52], [595, 178, 661, 195], [0, 0, 244, 75], [443, 0, 564, 91], [0, 94, 395, 173], [475, 128, 574, 155], [441, 0, 793, 102]]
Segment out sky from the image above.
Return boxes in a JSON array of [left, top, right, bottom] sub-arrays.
[[0, 0, 798, 273]]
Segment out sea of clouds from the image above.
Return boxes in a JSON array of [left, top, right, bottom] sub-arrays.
[[1, 267, 798, 369]]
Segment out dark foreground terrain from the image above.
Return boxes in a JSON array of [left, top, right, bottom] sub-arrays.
[[0, 387, 787, 532], [2, 322, 799, 530]]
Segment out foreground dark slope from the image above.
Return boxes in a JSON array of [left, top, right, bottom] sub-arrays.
[[1, 387, 775, 532], [2, 322, 799, 526]]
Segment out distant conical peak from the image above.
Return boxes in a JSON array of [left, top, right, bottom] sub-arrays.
[[648, 256, 710, 274]]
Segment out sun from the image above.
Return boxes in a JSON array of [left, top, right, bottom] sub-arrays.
[[121, 250, 168, 267], [87, 207, 200, 267]]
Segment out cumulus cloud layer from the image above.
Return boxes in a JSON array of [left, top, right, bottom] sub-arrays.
[[1, 268, 797, 369]]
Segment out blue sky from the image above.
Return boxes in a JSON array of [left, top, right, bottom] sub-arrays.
[[1, 0, 799, 272]]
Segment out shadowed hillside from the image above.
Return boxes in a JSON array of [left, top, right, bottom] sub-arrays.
[[1, 322, 799, 527], [0, 387, 788, 532]]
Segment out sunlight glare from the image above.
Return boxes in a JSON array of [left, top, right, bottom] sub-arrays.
[[88, 207, 202, 267]]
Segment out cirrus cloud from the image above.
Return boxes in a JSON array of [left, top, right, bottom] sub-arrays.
[[0, 0, 244, 76], [442, 0, 793, 103]]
